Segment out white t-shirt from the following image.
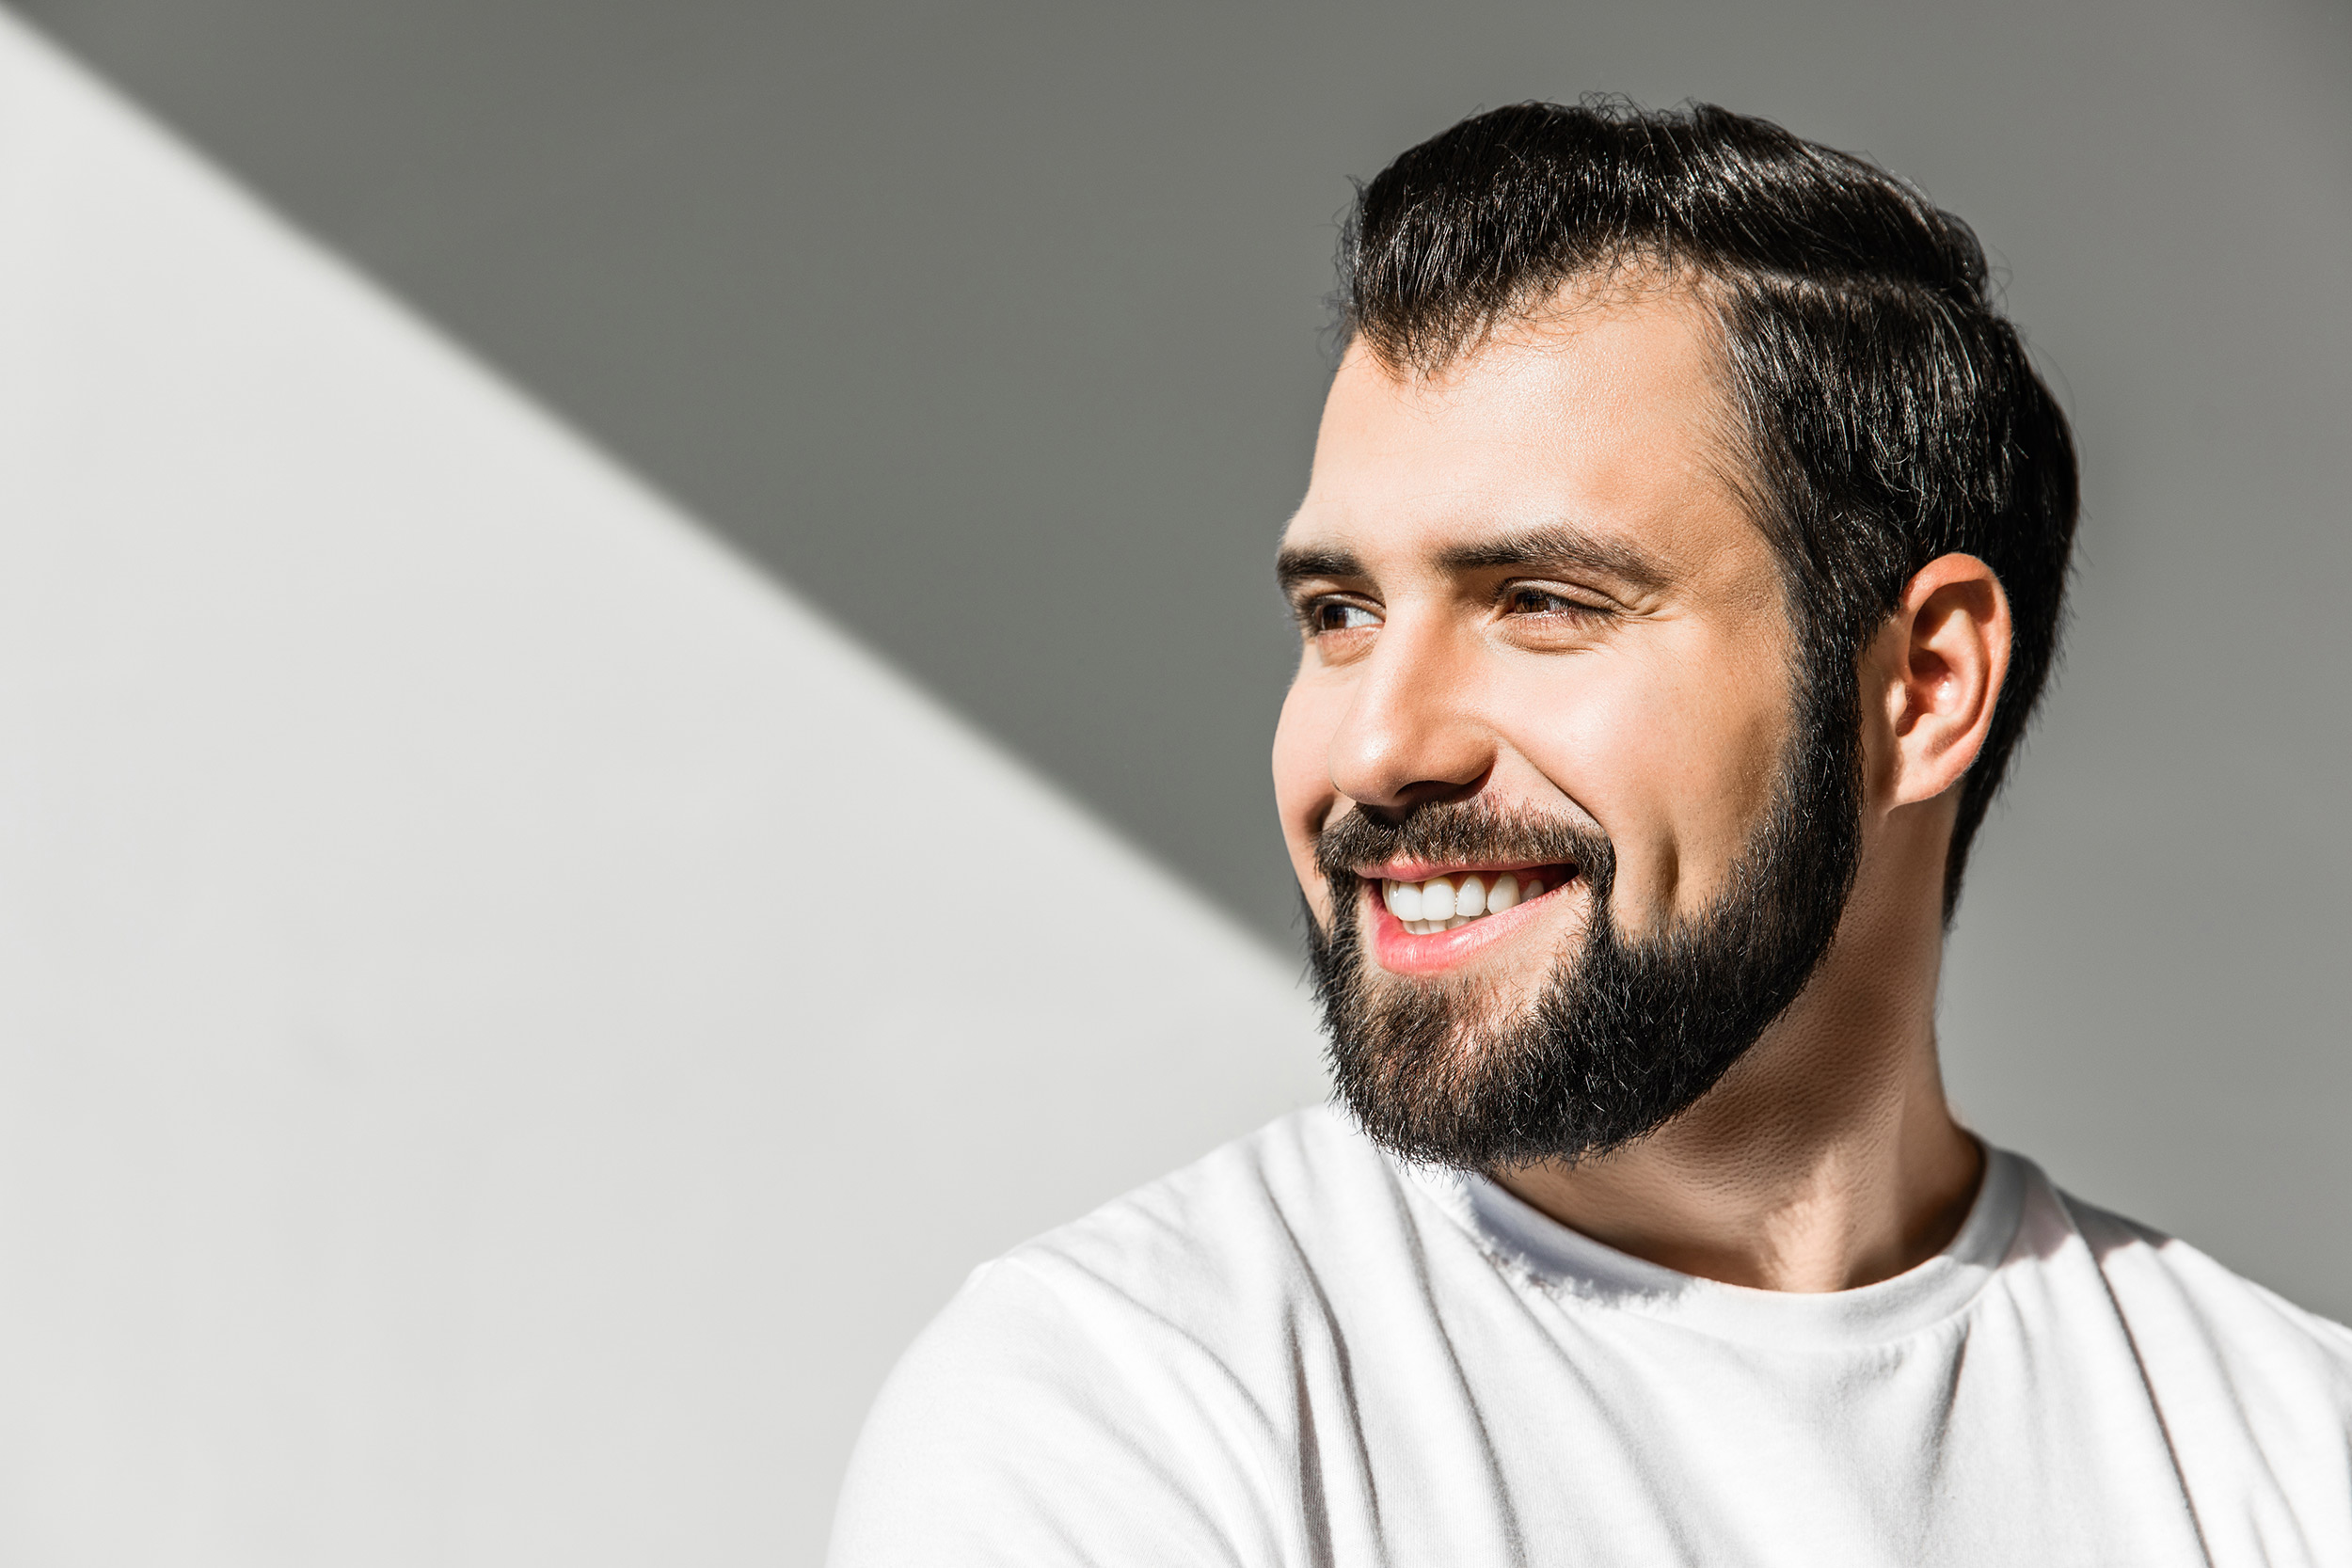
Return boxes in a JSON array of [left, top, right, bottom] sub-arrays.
[[831, 1106, 2352, 1566]]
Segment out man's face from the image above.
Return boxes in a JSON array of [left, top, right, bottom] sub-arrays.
[[1274, 287, 1856, 1166]]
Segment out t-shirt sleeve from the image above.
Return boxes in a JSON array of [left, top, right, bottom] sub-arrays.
[[826, 1256, 1285, 1568]]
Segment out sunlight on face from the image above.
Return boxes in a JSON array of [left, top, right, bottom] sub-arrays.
[[1273, 284, 1796, 1009]]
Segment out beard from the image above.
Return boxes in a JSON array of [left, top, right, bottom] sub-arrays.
[[1304, 674, 1863, 1171]]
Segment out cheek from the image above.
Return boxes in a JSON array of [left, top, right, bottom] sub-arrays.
[[1502, 649, 1788, 920], [1272, 676, 1341, 910]]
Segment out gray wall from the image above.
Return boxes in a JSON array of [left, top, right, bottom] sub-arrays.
[[0, 21, 1323, 1559], [10, 0, 2350, 1309]]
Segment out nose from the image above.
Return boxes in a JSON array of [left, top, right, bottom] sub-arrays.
[[1326, 614, 1494, 815]]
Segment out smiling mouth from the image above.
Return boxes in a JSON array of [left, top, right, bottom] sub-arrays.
[[1370, 864, 1575, 934]]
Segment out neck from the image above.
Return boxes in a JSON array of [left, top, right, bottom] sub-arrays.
[[1491, 816, 1983, 1292]]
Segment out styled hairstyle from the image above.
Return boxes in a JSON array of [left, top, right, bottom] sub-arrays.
[[1339, 101, 2078, 917]]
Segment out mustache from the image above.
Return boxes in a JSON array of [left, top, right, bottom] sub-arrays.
[[1312, 799, 1616, 892]]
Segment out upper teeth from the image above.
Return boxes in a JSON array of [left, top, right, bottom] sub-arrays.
[[1383, 871, 1544, 935]]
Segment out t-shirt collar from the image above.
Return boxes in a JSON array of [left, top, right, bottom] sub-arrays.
[[1406, 1144, 2027, 1350]]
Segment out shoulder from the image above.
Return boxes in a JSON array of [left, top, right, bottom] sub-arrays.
[[999, 1101, 1419, 1326], [2042, 1175, 2352, 1557], [889, 1102, 1414, 1434], [827, 1107, 1422, 1568], [2055, 1181, 2352, 1386]]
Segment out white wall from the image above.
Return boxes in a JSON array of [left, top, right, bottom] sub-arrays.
[[0, 17, 1324, 1563]]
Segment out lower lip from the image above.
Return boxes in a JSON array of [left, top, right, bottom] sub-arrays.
[[1365, 876, 1573, 975]]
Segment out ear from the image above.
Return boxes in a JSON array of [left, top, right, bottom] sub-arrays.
[[1874, 553, 2012, 809]]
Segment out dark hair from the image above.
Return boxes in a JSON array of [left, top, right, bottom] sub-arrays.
[[1339, 100, 2077, 918]]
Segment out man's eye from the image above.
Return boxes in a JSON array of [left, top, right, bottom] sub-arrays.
[[1308, 600, 1380, 635], [1505, 586, 1600, 618]]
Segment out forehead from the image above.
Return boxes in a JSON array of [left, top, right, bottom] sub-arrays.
[[1284, 287, 1767, 585]]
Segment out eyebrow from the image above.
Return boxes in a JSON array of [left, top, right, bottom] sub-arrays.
[[1436, 524, 1673, 595], [1275, 524, 1673, 597], [1274, 545, 1365, 594]]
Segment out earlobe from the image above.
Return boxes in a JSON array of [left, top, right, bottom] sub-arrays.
[[1887, 555, 2011, 808]]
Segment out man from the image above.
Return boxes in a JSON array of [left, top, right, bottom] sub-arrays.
[[829, 102, 2352, 1565]]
